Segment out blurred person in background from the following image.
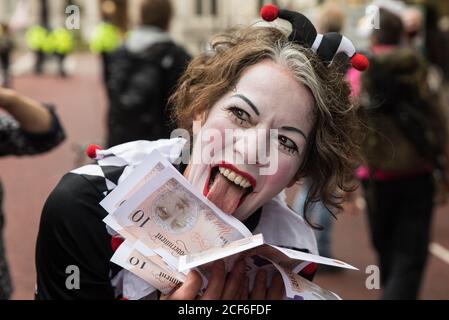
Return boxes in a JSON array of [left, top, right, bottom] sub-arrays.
[[424, 4, 449, 81], [354, 7, 449, 300], [0, 23, 13, 88], [26, 26, 74, 78], [402, 7, 423, 48], [90, 0, 122, 85], [26, 25, 49, 75], [27, 0, 50, 76], [437, 16, 449, 81], [0, 88, 65, 299], [48, 27, 75, 78], [292, 2, 347, 266], [106, 0, 191, 147], [402, 7, 447, 127]]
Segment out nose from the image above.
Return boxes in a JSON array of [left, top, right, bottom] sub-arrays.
[[233, 128, 271, 167]]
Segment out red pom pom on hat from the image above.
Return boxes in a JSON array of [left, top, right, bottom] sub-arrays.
[[86, 144, 103, 159], [260, 4, 279, 22], [351, 53, 369, 72]]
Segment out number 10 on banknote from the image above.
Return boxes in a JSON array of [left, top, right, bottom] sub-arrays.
[[110, 165, 252, 259]]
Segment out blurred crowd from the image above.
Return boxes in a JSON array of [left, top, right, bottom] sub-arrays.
[[293, 1, 449, 300], [1, 0, 449, 300]]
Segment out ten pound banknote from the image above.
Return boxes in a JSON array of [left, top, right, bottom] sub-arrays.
[[102, 150, 356, 300], [108, 167, 252, 258]]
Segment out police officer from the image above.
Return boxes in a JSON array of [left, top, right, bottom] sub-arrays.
[[90, 22, 121, 83], [26, 25, 48, 75], [26, 26, 74, 77], [49, 27, 74, 77]]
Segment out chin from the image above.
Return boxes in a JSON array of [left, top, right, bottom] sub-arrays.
[[231, 206, 253, 222]]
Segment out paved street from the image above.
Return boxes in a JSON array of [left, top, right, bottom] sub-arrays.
[[1, 54, 449, 300], [313, 202, 449, 299]]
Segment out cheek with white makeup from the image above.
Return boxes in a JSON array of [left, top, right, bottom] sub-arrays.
[[263, 154, 301, 189], [232, 151, 302, 222], [186, 103, 239, 195]]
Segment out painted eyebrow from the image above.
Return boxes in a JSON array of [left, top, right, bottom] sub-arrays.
[[281, 126, 307, 141], [231, 94, 260, 116]]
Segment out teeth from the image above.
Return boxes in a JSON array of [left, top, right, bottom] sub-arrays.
[[218, 167, 251, 189], [219, 168, 228, 177]]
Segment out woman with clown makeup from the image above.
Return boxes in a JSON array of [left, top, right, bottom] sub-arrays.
[[35, 5, 367, 300]]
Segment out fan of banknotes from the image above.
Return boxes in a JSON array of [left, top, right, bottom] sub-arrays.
[[100, 150, 357, 300]]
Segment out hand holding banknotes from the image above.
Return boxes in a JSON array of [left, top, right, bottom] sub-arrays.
[[163, 259, 284, 300]]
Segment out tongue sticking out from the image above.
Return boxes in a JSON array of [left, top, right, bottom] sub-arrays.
[[207, 173, 246, 215]]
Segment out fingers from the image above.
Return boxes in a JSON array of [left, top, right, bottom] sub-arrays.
[[200, 260, 226, 300], [221, 259, 246, 300], [168, 270, 203, 300], [239, 276, 250, 300], [250, 270, 267, 300], [266, 272, 285, 300], [166, 261, 285, 301]]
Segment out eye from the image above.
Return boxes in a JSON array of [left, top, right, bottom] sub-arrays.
[[278, 135, 298, 155], [227, 106, 251, 126]]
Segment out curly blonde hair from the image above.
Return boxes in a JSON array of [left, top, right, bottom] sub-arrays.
[[169, 26, 362, 225]]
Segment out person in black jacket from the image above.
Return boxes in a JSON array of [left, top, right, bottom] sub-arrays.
[[357, 8, 449, 300], [106, 0, 191, 147], [0, 87, 65, 299]]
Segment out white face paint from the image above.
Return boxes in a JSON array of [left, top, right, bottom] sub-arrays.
[[185, 60, 315, 222]]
